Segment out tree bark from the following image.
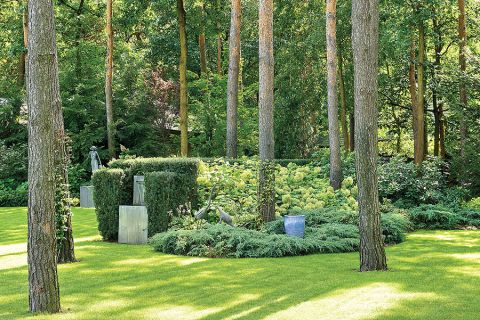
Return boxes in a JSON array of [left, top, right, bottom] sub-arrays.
[[349, 111, 354, 151], [177, 0, 188, 156], [338, 49, 349, 152], [216, 0, 223, 75], [439, 102, 446, 158], [199, 3, 207, 76], [226, 0, 241, 159], [326, 0, 343, 190], [409, 37, 424, 165], [458, 0, 467, 158], [258, 0, 275, 222], [351, 0, 387, 272], [18, 0, 28, 85], [105, 0, 115, 158], [27, 0, 61, 312], [418, 20, 427, 159]]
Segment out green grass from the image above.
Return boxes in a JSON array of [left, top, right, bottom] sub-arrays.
[[0, 207, 479, 320]]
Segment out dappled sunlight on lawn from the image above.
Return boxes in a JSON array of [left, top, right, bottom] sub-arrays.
[[1, 208, 479, 319], [264, 283, 437, 320]]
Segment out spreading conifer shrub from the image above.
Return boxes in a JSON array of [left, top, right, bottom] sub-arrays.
[[109, 157, 199, 207], [144, 171, 191, 236], [150, 208, 409, 258], [408, 204, 459, 230], [92, 168, 129, 240]]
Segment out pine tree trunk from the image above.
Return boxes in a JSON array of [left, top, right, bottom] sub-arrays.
[[177, 0, 188, 156], [351, 0, 387, 272], [258, 0, 275, 222], [458, 0, 467, 158], [105, 0, 115, 158], [326, 0, 343, 190], [349, 111, 354, 152], [409, 37, 424, 165], [216, 0, 223, 76], [338, 50, 349, 152], [418, 21, 427, 159], [226, 0, 241, 159], [18, 1, 28, 85], [27, 0, 61, 312]]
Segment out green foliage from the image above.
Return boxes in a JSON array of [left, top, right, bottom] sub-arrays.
[[378, 157, 447, 207], [151, 206, 410, 258], [456, 208, 480, 228], [109, 157, 199, 207], [0, 143, 27, 183], [92, 169, 129, 240], [197, 158, 358, 218], [150, 223, 360, 258], [408, 204, 459, 230], [0, 180, 27, 207], [144, 171, 190, 236]]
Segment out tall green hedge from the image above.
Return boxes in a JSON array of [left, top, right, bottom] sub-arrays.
[[144, 171, 190, 236], [109, 157, 199, 208], [92, 168, 129, 240]]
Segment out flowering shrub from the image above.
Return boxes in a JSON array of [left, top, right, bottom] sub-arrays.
[[196, 158, 358, 218]]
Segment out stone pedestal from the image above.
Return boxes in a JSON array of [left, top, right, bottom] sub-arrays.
[[118, 205, 148, 244], [80, 186, 95, 208], [133, 175, 145, 205]]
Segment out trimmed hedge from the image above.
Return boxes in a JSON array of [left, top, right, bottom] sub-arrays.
[[144, 171, 191, 236], [109, 157, 199, 207], [92, 169, 129, 240]]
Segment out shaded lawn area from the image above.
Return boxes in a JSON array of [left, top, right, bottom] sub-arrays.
[[0, 207, 479, 320]]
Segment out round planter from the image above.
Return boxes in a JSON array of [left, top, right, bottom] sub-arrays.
[[284, 215, 305, 238]]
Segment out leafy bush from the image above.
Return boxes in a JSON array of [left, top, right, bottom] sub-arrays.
[[197, 158, 358, 217], [150, 223, 359, 258], [465, 197, 480, 210], [0, 143, 27, 182], [92, 169, 129, 240], [144, 171, 191, 236], [0, 180, 27, 207], [109, 157, 199, 207], [408, 204, 458, 230], [378, 157, 447, 208]]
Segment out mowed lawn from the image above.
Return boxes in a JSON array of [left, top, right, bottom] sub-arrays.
[[0, 207, 479, 320]]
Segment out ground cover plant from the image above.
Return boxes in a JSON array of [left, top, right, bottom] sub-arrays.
[[1, 207, 480, 319], [150, 208, 410, 258]]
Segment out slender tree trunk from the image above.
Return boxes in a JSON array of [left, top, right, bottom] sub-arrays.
[[418, 21, 427, 159], [409, 37, 424, 165], [27, 0, 61, 312], [226, 0, 241, 158], [177, 0, 188, 156], [18, 0, 28, 85], [338, 49, 349, 152], [349, 111, 354, 151], [351, 0, 387, 272], [432, 16, 441, 157], [439, 102, 446, 158], [199, 3, 207, 76], [258, 0, 275, 222], [326, 0, 343, 190], [216, 0, 223, 75], [105, 0, 115, 158], [458, 0, 467, 158]]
